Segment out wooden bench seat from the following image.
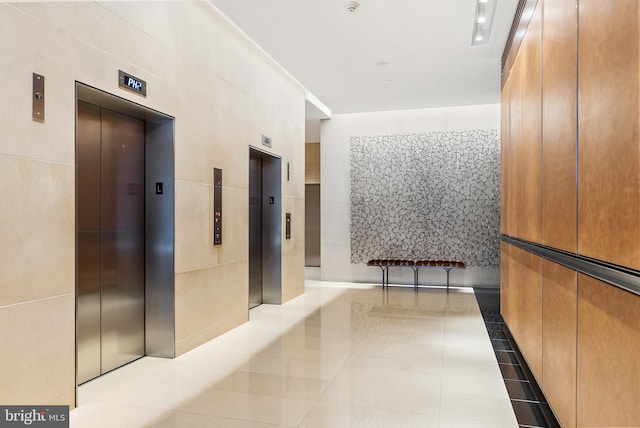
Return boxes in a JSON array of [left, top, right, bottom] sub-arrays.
[[366, 258, 465, 291]]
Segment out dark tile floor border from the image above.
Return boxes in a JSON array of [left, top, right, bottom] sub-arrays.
[[474, 287, 561, 428]]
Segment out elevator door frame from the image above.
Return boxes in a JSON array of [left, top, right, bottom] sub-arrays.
[[249, 147, 282, 305], [75, 83, 175, 387]]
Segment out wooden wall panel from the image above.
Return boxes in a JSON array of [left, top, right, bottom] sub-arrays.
[[500, 242, 510, 324], [518, 2, 543, 244], [542, 0, 577, 253], [501, 78, 511, 236], [577, 275, 640, 427], [542, 260, 577, 428], [578, 0, 640, 270], [508, 54, 523, 239], [519, 252, 543, 381], [506, 245, 523, 340]]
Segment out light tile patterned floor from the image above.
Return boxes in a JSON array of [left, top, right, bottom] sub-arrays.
[[70, 281, 518, 427]]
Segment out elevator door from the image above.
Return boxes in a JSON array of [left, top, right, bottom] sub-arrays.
[[248, 155, 263, 309], [77, 101, 145, 384]]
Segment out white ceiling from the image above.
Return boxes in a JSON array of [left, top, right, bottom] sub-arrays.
[[208, 0, 519, 116]]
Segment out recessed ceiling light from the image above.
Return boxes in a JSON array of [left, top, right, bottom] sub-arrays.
[[471, 0, 495, 46], [344, 1, 360, 12]]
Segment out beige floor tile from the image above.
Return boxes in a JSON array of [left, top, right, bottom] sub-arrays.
[[300, 402, 439, 428], [212, 371, 329, 400], [440, 392, 518, 425], [319, 380, 442, 415], [71, 282, 516, 428], [150, 411, 287, 428], [177, 389, 315, 426]]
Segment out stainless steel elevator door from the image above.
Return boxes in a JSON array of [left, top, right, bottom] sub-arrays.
[[77, 101, 145, 384], [248, 155, 263, 309]]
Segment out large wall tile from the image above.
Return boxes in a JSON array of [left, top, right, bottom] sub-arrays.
[[175, 261, 249, 355], [0, 294, 74, 406], [174, 180, 218, 273], [542, 260, 577, 428], [0, 156, 74, 305], [282, 196, 306, 303], [0, 4, 76, 164], [577, 275, 640, 427], [219, 187, 249, 265], [306, 143, 321, 184]]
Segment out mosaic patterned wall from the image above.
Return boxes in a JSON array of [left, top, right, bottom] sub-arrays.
[[350, 130, 500, 267]]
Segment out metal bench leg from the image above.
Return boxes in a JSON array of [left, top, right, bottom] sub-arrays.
[[413, 267, 419, 289], [444, 268, 452, 293], [378, 266, 386, 288]]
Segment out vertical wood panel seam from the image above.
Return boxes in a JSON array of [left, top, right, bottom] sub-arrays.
[[575, 0, 580, 262], [540, 0, 545, 247], [574, 2, 580, 424], [575, 270, 580, 427]]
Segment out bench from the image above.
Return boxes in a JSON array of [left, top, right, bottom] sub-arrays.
[[366, 258, 466, 292]]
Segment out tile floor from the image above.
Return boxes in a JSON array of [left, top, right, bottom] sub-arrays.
[[70, 281, 518, 427]]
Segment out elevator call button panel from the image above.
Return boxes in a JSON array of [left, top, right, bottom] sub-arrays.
[[213, 168, 222, 246]]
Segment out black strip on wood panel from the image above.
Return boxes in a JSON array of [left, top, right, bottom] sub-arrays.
[[501, 235, 640, 297]]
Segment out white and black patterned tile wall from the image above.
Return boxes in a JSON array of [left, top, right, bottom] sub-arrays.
[[350, 130, 500, 267]]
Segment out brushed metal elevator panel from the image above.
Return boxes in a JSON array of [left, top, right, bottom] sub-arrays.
[[249, 148, 282, 306], [100, 108, 145, 374], [76, 102, 145, 384], [249, 156, 263, 309], [76, 101, 102, 384]]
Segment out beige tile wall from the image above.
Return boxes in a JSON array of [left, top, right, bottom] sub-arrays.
[[0, 0, 306, 406], [305, 143, 321, 184]]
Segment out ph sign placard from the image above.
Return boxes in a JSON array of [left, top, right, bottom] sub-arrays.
[[119, 70, 147, 97]]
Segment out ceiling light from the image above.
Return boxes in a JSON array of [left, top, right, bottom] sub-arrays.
[[471, 0, 496, 46], [375, 61, 389, 67], [344, 1, 360, 12]]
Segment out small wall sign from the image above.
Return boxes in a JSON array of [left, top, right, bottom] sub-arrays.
[[119, 70, 147, 96], [262, 135, 272, 148]]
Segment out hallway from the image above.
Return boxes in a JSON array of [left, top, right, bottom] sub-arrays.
[[71, 281, 517, 427]]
